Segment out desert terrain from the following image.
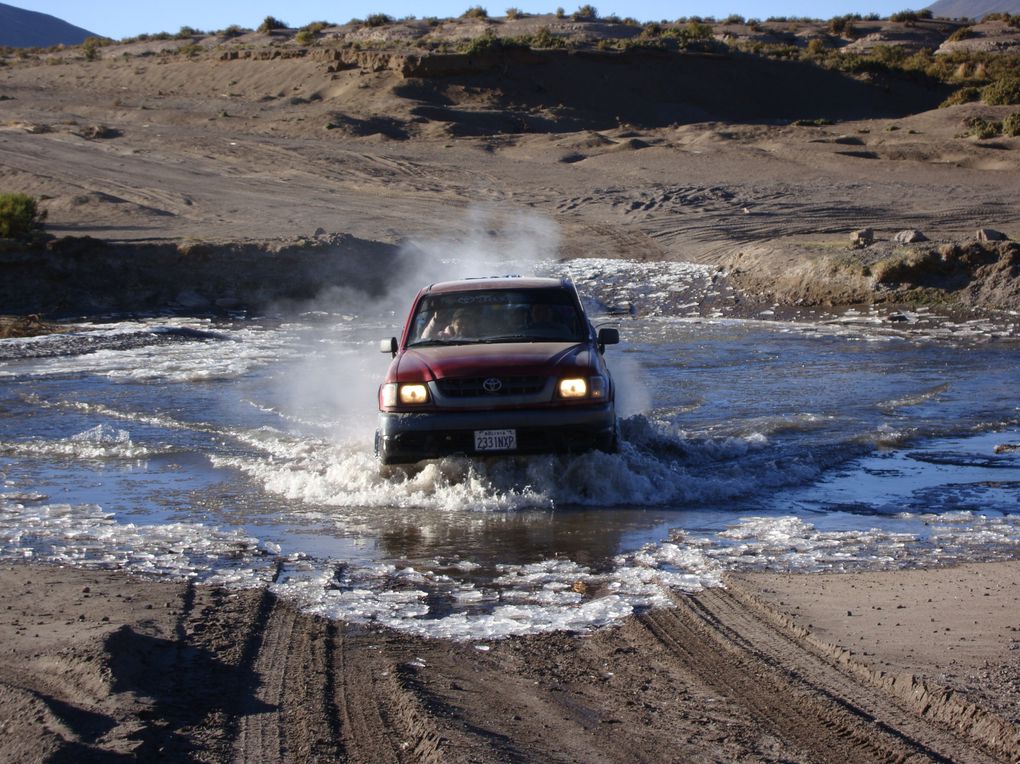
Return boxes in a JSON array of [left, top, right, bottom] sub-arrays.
[[1, 13, 1020, 762]]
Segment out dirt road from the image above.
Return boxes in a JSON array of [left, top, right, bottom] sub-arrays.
[[1, 565, 1014, 762]]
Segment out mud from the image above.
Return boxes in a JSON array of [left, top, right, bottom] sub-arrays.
[[1, 564, 1016, 763]]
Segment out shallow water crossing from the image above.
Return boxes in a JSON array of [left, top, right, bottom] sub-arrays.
[[2, 261, 1019, 639]]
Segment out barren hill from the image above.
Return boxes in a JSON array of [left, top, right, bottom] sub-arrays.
[[927, 0, 1020, 18], [1, 14, 1018, 314], [0, 2, 96, 48]]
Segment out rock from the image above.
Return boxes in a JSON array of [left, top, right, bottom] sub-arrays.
[[894, 229, 927, 244], [313, 227, 327, 237], [850, 228, 874, 248], [976, 228, 1008, 242], [888, 313, 909, 322]]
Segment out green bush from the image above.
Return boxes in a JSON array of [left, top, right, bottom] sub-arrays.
[[572, 4, 598, 21], [461, 6, 489, 19], [505, 7, 525, 19], [982, 76, 1020, 105], [220, 25, 247, 37], [1003, 111, 1020, 136], [294, 29, 316, 44], [0, 193, 45, 240], [257, 16, 287, 33]]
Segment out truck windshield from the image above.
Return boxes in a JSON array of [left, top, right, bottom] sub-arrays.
[[408, 288, 588, 346]]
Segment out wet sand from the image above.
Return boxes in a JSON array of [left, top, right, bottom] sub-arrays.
[[1, 561, 1017, 762]]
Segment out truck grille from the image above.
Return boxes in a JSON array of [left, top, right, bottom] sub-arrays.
[[436, 375, 547, 398]]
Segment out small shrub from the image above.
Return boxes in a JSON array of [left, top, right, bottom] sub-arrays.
[[461, 6, 489, 19], [220, 25, 247, 37], [805, 38, 826, 56], [680, 20, 714, 42], [0, 193, 45, 240], [532, 26, 566, 48], [365, 13, 394, 26], [258, 16, 287, 33], [302, 21, 330, 32], [572, 4, 598, 21], [294, 29, 316, 44], [82, 37, 102, 61], [555, 7, 566, 18], [506, 7, 527, 19], [1002, 111, 1020, 136], [982, 76, 1020, 105], [890, 9, 920, 22], [828, 15, 859, 37], [176, 26, 201, 38], [461, 31, 499, 54], [945, 26, 975, 42], [941, 86, 981, 106], [722, 14, 745, 24], [966, 116, 1002, 138]]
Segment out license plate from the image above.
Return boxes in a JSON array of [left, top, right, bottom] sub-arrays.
[[474, 429, 517, 452]]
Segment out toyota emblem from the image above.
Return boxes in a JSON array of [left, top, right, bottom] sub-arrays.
[[482, 377, 503, 393]]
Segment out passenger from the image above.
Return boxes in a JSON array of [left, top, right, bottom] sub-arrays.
[[528, 303, 563, 334]]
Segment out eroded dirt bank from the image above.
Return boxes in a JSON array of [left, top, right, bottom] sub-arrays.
[[2, 563, 1016, 763], [0, 234, 399, 317]]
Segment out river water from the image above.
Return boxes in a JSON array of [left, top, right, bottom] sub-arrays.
[[2, 259, 1019, 639]]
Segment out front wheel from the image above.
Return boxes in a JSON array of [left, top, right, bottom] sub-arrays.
[[595, 423, 619, 454]]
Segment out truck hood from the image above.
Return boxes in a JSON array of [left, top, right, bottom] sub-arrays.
[[395, 342, 592, 381]]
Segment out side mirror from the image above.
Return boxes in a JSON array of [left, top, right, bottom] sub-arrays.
[[379, 337, 397, 357], [597, 327, 619, 349]]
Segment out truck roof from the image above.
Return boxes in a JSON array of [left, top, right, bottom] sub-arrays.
[[425, 276, 570, 294]]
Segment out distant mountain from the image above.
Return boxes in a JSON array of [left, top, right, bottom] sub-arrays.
[[0, 2, 98, 47], [927, 0, 1020, 18]]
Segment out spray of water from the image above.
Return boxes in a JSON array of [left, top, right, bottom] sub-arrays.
[[278, 208, 571, 444]]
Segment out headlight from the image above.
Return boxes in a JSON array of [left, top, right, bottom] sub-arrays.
[[589, 376, 607, 399], [398, 383, 430, 405], [559, 377, 588, 399], [380, 382, 430, 407]]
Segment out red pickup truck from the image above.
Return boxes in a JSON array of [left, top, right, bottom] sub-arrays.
[[376, 276, 619, 465]]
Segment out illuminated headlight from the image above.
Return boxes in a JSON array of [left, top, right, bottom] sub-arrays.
[[558, 377, 588, 399], [380, 382, 430, 407], [399, 383, 430, 405]]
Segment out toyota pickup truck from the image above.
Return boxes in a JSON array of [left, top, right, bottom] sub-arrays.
[[376, 276, 619, 465]]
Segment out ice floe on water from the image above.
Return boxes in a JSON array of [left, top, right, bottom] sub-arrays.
[[2, 258, 1020, 639], [0, 494, 277, 581]]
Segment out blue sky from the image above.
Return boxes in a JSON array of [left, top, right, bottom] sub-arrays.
[[14, 0, 922, 39]]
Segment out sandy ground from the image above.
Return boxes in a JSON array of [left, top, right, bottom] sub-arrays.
[[2, 31, 1020, 762], [0, 562, 1017, 762]]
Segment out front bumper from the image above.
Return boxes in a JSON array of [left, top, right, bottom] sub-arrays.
[[376, 403, 616, 464]]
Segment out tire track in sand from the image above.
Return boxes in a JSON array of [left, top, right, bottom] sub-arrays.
[[636, 588, 1002, 764]]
